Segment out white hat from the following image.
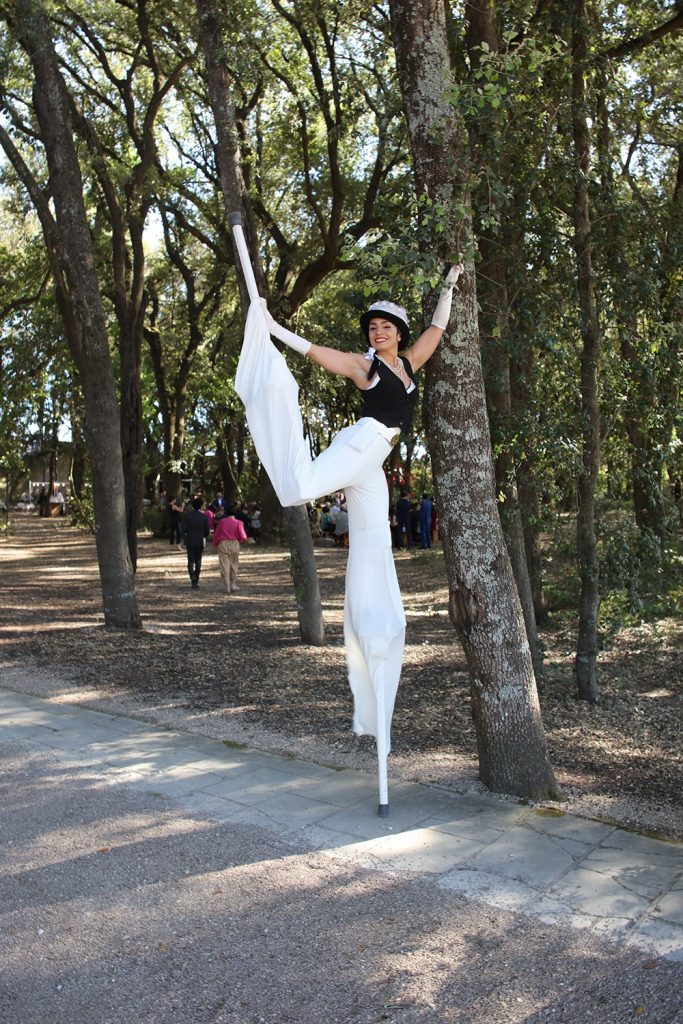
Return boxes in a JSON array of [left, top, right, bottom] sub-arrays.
[[360, 300, 410, 347]]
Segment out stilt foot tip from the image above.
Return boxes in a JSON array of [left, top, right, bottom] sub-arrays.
[[377, 803, 389, 817]]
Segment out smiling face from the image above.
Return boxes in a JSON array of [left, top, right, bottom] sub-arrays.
[[368, 317, 401, 357]]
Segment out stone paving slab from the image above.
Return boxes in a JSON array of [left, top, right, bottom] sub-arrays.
[[655, 889, 683, 926], [627, 917, 683, 962], [547, 866, 652, 919], [347, 826, 486, 874], [470, 826, 594, 887], [438, 866, 539, 912], [1, 685, 682, 962]]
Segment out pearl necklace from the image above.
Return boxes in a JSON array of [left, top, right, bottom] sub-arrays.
[[378, 354, 404, 376], [374, 353, 415, 395]]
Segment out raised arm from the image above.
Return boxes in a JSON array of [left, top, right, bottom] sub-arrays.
[[261, 301, 369, 387], [307, 344, 370, 385], [403, 264, 464, 372]]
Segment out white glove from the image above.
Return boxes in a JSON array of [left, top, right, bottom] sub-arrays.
[[431, 263, 465, 330], [260, 298, 311, 356]]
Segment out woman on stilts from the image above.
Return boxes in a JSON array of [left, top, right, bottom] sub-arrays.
[[230, 215, 462, 814]]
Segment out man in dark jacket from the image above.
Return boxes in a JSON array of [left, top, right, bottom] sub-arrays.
[[396, 489, 412, 550], [183, 497, 211, 589]]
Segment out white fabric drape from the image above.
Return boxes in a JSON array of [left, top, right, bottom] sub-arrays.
[[235, 301, 406, 764]]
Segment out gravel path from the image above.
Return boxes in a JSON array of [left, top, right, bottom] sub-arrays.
[[2, 738, 682, 1024]]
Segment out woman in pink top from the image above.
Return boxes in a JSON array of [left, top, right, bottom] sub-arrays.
[[212, 503, 247, 593]]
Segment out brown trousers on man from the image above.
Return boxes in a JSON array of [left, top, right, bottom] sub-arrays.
[[217, 539, 241, 593]]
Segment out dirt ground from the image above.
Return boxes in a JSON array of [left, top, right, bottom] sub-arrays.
[[2, 514, 681, 841]]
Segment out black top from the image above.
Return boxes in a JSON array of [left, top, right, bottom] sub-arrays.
[[360, 356, 418, 433], [183, 509, 211, 547]]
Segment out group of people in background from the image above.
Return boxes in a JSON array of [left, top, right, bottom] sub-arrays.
[[165, 490, 260, 593], [312, 491, 350, 546], [162, 483, 436, 591], [28, 483, 67, 517], [390, 491, 436, 551], [308, 488, 437, 552]]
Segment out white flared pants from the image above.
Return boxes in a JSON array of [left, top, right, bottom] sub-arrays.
[[235, 302, 406, 754]]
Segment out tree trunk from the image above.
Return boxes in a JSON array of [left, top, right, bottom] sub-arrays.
[[571, 0, 601, 703], [282, 507, 326, 645], [69, 395, 87, 501], [118, 318, 144, 567], [621, 331, 665, 540], [196, 0, 325, 644], [9, 0, 140, 628], [69, 87, 150, 570], [259, 469, 282, 545], [389, 0, 559, 799], [478, 239, 544, 678], [216, 430, 239, 505], [517, 467, 548, 623], [509, 277, 548, 624]]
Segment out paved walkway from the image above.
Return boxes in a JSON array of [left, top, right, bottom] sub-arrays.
[[2, 686, 682, 962]]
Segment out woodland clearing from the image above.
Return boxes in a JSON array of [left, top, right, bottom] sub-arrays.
[[2, 514, 681, 841]]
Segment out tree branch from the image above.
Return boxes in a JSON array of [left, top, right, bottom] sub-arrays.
[[603, 8, 683, 60]]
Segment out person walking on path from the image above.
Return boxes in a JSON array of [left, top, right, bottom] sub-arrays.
[[48, 484, 65, 517], [212, 503, 248, 593], [183, 497, 210, 589], [211, 491, 226, 519], [168, 495, 184, 549]]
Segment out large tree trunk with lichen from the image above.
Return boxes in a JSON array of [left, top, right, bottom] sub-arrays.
[[389, 0, 559, 799], [7, 0, 140, 629], [196, 0, 324, 645]]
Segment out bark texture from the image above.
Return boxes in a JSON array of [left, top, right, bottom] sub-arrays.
[[389, 0, 559, 799], [196, 0, 325, 645], [5, 0, 140, 628]]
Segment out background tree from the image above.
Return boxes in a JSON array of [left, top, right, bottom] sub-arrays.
[[53, 0, 195, 565], [0, 0, 140, 628], [388, 0, 560, 800]]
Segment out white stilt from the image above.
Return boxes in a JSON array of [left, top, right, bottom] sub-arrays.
[[375, 677, 390, 816], [228, 214, 260, 303]]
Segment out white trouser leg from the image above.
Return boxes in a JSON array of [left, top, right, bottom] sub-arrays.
[[344, 467, 405, 756]]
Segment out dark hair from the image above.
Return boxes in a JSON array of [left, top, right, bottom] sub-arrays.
[[225, 502, 236, 516], [192, 497, 203, 510]]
